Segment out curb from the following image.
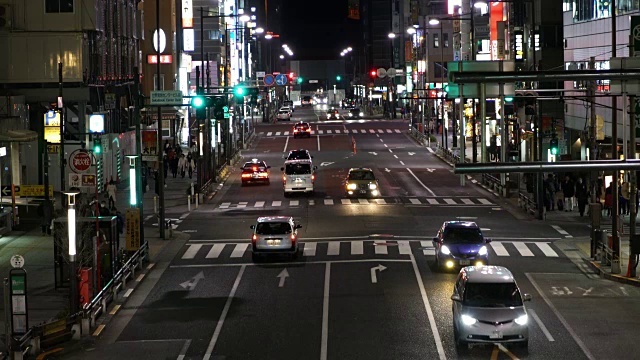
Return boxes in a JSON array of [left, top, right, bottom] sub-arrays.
[[586, 259, 640, 287]]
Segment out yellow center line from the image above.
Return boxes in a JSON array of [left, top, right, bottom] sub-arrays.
[[35, 348, 63, 360], [490, 345, 500, 360], [497, 343, 520, 360], [109, 304, 121, 315], [92, 324, 106, 337]]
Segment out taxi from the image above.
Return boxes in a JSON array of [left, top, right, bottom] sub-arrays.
[[240, 159, 271, 185], [292, 122, 312, 138]]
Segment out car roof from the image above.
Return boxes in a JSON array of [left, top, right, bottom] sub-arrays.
[[294, 122, 309, 126], [443, 221, 479, 229], [289, 149, 309, 153], [257, 216, 293, 223], [348, 167, 373, 172], [461, 266, 515, 283], [284, 159, 313, 164]]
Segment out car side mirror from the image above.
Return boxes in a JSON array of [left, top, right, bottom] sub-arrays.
[[523, 293, 532, 302], [280, 167, 285, 171], [250, 225, 255, 229], [485, 238, 492, 243], [295, 224, 302, 229], [451, 294, 461, 302], [239, 167, 244, 170]]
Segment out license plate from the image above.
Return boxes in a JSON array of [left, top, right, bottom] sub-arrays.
[[360, 190, 367, 194], [295, 178, 302, 182], [266, 239, 281, 245], [489, 331, 503, 339], [252, 174, 258, 178], [459, 260, 470, 265]]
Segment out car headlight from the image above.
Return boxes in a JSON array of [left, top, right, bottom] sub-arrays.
[[514, 314, 528, 325], [478, 246, 488, 256], [359, 112, 364, 116], [327, 115, 331, 119], [440, 245, 451, 255], [369, 183, 377, 190], [461, 314, 477, 326], [349, 113, 353, 117], [347, 183, 357, 190]]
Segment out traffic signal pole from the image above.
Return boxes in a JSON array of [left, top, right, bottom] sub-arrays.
[[156, 0, 165, 239]]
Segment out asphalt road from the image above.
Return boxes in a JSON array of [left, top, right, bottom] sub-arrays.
[[68, 107, 640, 360]]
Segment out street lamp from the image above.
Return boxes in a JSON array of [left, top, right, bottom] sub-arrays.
[[279, 54, 285, 59], [64, 190, 80, 313], [255, 27, 264, 34], [428, 18, 447, 149], [388, 32, 396, 39], [126, 155, 138, 206]]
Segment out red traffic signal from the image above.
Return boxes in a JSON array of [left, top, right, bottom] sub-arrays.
[[288, 72, 295, 79], [370, 70, 377, 78]]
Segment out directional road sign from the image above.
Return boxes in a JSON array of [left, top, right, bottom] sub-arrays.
[[275, 74, 289, 86], [150, 90, 183, 105], [264, 74, 275, 86], [1, 185, 54, 197]]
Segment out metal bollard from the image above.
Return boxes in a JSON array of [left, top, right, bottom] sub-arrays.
[[191, 182, 195, 196], [196, 194, 199, 209], [188, 195, 191, 212], [154, 196, 157, 214]]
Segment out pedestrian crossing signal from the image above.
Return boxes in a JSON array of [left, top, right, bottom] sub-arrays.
[[550, 138, 559, 155]]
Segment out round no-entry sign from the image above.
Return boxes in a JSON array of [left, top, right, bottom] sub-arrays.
[[70, 150, 92, 173]]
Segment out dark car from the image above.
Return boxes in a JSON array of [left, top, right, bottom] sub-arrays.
[[240, 159, 271, 185], [432, 221, 491, 271], [326, 109, 340, 120], [348, 108, 363, 119], [301, 96, 312, 107], [292, 122, 311, 138]]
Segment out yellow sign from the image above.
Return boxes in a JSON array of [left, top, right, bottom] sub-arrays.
[[1, 185, 54, 197], [47, 144, 60, 154], [44, 127, 61, 143], [43, 110, 61, 127], [125, 208, 141, 251]]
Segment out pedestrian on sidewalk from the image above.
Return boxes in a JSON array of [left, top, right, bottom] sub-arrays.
[[99, 201, 111, 216], [605, 182, 613, 217], [163, 154, 169, 179], [106, 180, 117, 209], [622, 180, 630, 215], [575, 177, 589, 216], [561, 175, 575, 211], [113, 207, 124, 235], [178, 154, 187, 178], [187, 152, 195, 179], [170, 154, 179, 178], [543, 174, 557, 211]]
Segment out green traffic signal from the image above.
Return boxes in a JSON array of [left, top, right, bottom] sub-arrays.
[[234, 86, 245, 96], [191, 96, 204, 108], [505, 97, 514, 102], [550, 139, 559, 155], [336, 75, 341, 81], [94, 143, 101, 154], [297, 77, 303, 84]]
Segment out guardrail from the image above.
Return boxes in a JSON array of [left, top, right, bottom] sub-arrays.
[[518, 192, 537, 216], [482, 174, 507, 197], [9, 242, 149, 358]]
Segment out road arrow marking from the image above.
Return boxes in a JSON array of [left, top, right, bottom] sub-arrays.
[[180, 271, 204, 291], [277, 268, 289, 287], [368, 152, 378, 156], [370, 264, 387, 284], [408, 152, 416, 156], [385, 168, 391, 172], [320, 162, 335, 166], [426, 168, 435, 173]]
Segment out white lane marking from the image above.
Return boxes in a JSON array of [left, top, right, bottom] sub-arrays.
[[513, 242, 534, 256], [290, 200, 299, 206], [528, 309, 555, 342], [426, 147, 435, 153], [177, 339, 192, 360], [490, 242, 509, 256], [360, 129, 366, 133], [394, 129, 401, 133], [426, 198, 439, 205], [535, 242, 559, 257], [383, 144, 388, 148], [136, 274, 145, 282], [369, 129, 375, 133], [327, 242, 340, 256], [320, 263, 331, 360], [324, 199, 334, 205], [378, 129, 384, 133], [358, 198, 369, 204], [410, 198, 421, 205], [444, 198, 456, 205], [393, 154, 398, 158], [341, 198, 351, 205], [389, 148, 393, 153], [374, 243, 388, 254], [380, 139, 384, 142], [317, 134, 321, 151], [386, 129, 392, 133], [283, 136, 289, 152], [267, 132, 272, 136], [182, 244, 202, 259], [123, 288, 134, 298], [237, 202, 248, 208], [283, 131, 289, 136], [276, 131, 281, 136], [272, 200, 282, 207], [203, 266, 246, 360], [398, 240, 411, 255], [351, 241, 364, 255], [318, 130, 324, 134], [309, 200, 315, 206], [525, 273, 595, 359], [327, 130, 333, 134], [421, 241, 435, 256], [461, 198, 474, 205], [230, 243, 248, 258], [255, 201, 265, 208], [551, 225, 572, 238], [303, 242, 317, 257], [219, 202, 231, 209], [375, 199, 387, 205], [406, 168, 437, 196], [410, 254, 446, 360], [206, 244, 226, 259], [399, 161, 405, 165], [478, 198, 493, 205]]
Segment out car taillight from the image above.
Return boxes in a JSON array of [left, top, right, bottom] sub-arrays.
[[290, 234, 297, 243], [252, 234, 257, 243], [312, 174, 315, 181], [283, 175, 286, 184], [294, 129, 298, 132], [260, 172, 268, 177], [241, 173, 251, 178], [252, 166, 257, 171]]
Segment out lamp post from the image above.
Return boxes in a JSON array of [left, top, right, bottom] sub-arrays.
[[64, 190, 80, 314], [126, 156, 138, 206]]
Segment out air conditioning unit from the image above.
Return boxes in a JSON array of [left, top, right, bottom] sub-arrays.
[[0, 5, 12, 30]]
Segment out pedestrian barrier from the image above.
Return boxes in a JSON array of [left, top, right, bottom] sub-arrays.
[[518, 192, 537, 216], [9, 242, 149, 358], [482, 174, 505, 196]]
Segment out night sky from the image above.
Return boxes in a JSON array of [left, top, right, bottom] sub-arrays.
[[281, 0, 359, 60]]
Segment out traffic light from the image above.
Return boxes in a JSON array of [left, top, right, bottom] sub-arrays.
[[93, 137, 102, 154], [288, 72, 295, 80], [297, 77, 303, 84], [370, 70, 377, 78], [234, 86, 246, 97], [336, 75, 341, 81], [550, 138, 559, 155], [505, 96, 513, 102], [212, 96, 229, 120], [192, 95, 206, 120]]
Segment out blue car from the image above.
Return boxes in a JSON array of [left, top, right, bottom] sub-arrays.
[[432, 221, 491, 271]]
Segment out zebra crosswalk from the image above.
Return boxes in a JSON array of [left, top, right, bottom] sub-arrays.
[[216, 197, 494, 209], [259, 129, 403, 137], [177, 240, 560, 262]]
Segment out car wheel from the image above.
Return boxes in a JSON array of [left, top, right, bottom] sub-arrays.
[[266, 179, 270, 185], [251, 252, 260, 262], [284, 191, 290, 198]]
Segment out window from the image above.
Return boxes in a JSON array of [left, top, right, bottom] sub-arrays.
[[434, 62, 448, 79], [443, 33, 449, 48], [285, 163, 311, 175], [433, 33, 439, 48], [153, 74, 165, 90], [45, 0, 73, 13], [463, 283, 523, 307]]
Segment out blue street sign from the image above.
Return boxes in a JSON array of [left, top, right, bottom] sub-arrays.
[[264, 74, 275, 86], [275, 74, 289, 86]]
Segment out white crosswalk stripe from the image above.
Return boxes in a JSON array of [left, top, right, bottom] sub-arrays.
[[377, 129, 384, 133], [369, 129, 375, 133], [267, 132, 273, 136], [276, 132, 281, 136], [318, 130, 324, 134], [216, 197, 496, 209], [461, 198, 474, 205], [290, 200, 299, 206], [444, 198, 456, 205], [179, 240, 562, 260], [324, 199, 334, 205], [255, 201, 265, 208], [426, 198, 439, 205], [360, 129, 366, 133], [375, 199, 387, 205], [386, 129, 392, 133], [394, 129, 401, 133], [410, 198, 421, 204], [272, 200, 282, 207], [327, 130, 333, 134], [284, 131, 289, 135], [341, 198, 351, 205], [261, 128, 405, 137]]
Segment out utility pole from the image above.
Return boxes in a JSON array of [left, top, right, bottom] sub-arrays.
[[59, 62, 65, 195], [611, 0, 620, 273], [630, 94, 637, 277], [156, 0, 165, 239], [589, 56, 600, 258], [133, 67, 145, 250]]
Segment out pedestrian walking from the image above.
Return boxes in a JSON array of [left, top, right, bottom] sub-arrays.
[[163, 154, 169, 179], [604, 182, 613, 217], [622, 180, 630, 215], [106, 180, 117, 209], [575, 178, 589, 216], [170, 155, 179, 178], [187, 152, 195, 179], [543, 174, 557, 211], [561, 175, 575, 211], [178, 154, 187, 178]]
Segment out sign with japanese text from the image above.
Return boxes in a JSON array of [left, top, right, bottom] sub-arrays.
[[125, 208, 141, 251]]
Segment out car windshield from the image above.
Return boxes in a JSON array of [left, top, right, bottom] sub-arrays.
[[279, 111, 288, 114], [350, 109, 359, 113], [348, 171, 375, 181], [295, 123, 308, 128], [285, 163, 311, 175], [243, 162, 266, 170], [255, 222, 292, 235], [463, 283, 523, 307], [287, 151, 310, 160], [443, 227, 483, 244]]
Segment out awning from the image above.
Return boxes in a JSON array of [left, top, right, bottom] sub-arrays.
[[0, 129, 38, 142]]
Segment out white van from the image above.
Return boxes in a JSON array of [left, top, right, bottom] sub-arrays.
[[281, 160, 317, 196]]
